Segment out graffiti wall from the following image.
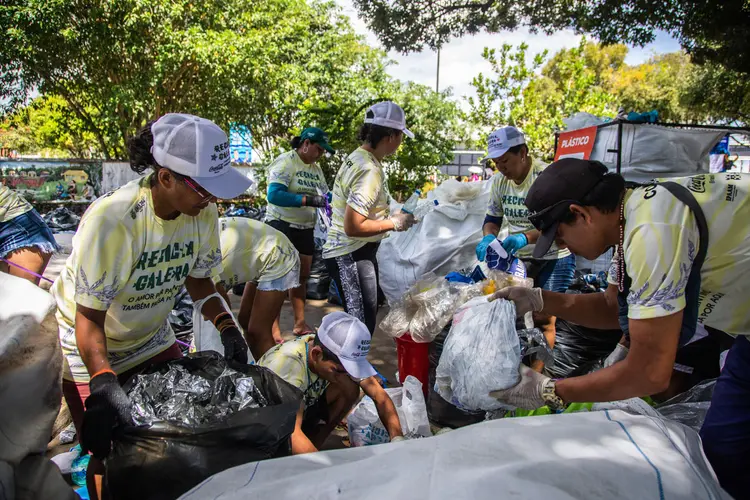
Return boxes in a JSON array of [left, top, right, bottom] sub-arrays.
[[0, 159, 102, 202]]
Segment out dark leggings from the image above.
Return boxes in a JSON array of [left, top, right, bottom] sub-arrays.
[[325, 242, 380, 335]]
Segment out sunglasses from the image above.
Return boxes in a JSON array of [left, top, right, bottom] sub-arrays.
[[527, 199, 578, 230], [173, 172, 215, 204]]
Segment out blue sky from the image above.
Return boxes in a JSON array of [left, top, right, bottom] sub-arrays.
[[337, 0, 682, 102]]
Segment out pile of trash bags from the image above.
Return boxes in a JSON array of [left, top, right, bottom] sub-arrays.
[[107, 352, 300, 500], [43, 207, 80, 232], [380, 269, 531, 343]]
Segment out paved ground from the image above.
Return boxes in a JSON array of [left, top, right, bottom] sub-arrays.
[[44, 234, 399, 450]]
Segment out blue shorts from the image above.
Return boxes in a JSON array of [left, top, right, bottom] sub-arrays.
[[0, 209, 60, 259]]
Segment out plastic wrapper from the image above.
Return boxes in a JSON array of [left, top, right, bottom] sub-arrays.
[[544, 319, 622, 379], [128, 364, 267, 427], [436, 297, 520, 411], [348, 376, 431, 446], [380, 300, 416, 338], [486, 269, 534, 290], [655, 378, 716, 432]]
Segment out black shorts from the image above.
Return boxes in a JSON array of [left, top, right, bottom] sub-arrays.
[[674, 326, 735, 385], [266, 219, 314, 256]]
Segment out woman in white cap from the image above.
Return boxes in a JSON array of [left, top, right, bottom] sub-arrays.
[[213, 216, 300, 360], [259, 311, 403, 448], [322, 102, 416, 334], [52, 114, 252, 495], [265, 127, 333, 337], [475, 126, 576, 369]]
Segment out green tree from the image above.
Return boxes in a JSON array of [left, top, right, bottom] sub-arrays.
[[352, 0, 750, 74]]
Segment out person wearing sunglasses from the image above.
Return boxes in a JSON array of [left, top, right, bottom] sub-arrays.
[[490, 158, 750, 499], [259, 312, 403, 449], [51, 113, 253, 496], [265, 127, 333, 337], [476, 126, 576, 370]]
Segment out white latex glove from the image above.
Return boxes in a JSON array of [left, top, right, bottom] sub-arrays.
[[489, 365, 549, 410], [603, 343, 629, 367], [489, 286, 544, 317], [389, 212, 416, 232], [390, 435, 406, 443]]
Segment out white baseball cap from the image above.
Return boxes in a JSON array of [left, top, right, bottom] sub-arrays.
[[317, 312, 377, 380], [484, 126, 526, 160], [364, 101, 414, 139], [150, 113, 253, 199]]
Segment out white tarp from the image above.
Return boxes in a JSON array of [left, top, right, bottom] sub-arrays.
[[180, 410, 728, 500], [589, 124, 726, 182], [377, 179, 503, 305]]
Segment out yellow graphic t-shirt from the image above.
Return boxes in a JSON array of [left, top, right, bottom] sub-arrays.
[[265, 150, 328, 228], [216, 217, 299, 288], [0, 185, 33, 223], [52, 175, 222, 382], [258, 334, 329, 408], [607, 173, 750, 336], [486, 158, 570, 260], [322, 148, 391, 259]]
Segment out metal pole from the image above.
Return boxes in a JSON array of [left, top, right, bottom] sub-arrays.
[[436, 48, 441, 93], [617, 120, 623, 175]]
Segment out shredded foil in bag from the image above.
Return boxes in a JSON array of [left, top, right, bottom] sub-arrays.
[[129, 365, 267, 426]]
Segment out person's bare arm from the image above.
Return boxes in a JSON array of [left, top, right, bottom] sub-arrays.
[[344, 205, 394, 237], [556, 311, 682, 402], [523, 228, 540, 244], [75, 305, 111, 376], [360, 377, 402, 439], [214, 283, 232, 309], [482, 221, 500, 237], [540, 284, 621, 330], [290, 404, 318, 455]]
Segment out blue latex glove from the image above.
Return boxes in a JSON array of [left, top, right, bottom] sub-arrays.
[[476, 234, 497, 262], [501, 233, 528, 255]]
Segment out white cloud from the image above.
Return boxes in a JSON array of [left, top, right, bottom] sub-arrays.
[[336, 0, 682, 103]]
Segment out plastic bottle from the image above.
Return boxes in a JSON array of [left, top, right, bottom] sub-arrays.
[[401, 189, 421, 214], [413, 199, 439, 219]]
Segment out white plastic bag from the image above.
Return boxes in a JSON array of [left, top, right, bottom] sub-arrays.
[[436, 297, 520, 411], [191, 292, 254, 363], [347, 376, 431, 446]]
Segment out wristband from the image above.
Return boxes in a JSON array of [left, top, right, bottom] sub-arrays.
[[213, 312, 236, 333], [91, 368, 116, 380]]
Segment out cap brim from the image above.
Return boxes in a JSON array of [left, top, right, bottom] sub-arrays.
[[532, 221, 559, 259], [193, 167, 253, 200], [320, 142, 336, 154], [481, 147, 511, 162], [403, 128, 414, 139], [340, 357, 377, 380]]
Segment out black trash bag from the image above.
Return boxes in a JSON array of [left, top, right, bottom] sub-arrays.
[[544, 319, 622, 379], [327, 279, 342, 306], [168, 287, 194, 354], [105, 352, 301, 500], [427, 324, 485, 428], [306, 240, 330, 299], [42, 207, 80, 232]]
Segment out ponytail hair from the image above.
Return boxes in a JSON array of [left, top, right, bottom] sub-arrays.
[[128, 121, 159, 174], [290, 136, 303, 149]]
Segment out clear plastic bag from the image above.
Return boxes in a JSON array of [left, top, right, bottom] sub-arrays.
[[435, 297, 520, 411], [347, 376, 431, 446]]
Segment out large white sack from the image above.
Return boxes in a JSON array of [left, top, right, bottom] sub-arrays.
[[191, 292, 254, 363], [378, 179, 505, 305], [180, 410, 729, 500], [591, 124, 725, 182]]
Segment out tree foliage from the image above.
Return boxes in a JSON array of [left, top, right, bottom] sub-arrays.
[[0, 0, 461, 198], [465, 41, 728, 159], [352, 0, 750, 74]]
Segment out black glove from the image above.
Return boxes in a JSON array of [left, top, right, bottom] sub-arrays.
[[81, 371, 133, 459], [214, 312, 249, 364], [303, 194, 326, 208]]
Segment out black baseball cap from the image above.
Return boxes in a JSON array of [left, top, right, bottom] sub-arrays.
[[525, 158, 609, 258]]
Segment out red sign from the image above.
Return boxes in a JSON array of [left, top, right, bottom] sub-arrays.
[[554, 126, 598, 161]]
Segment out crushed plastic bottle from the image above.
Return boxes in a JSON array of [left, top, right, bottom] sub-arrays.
[[412, 199, 439, 220], [401, 189, 421, 214]]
